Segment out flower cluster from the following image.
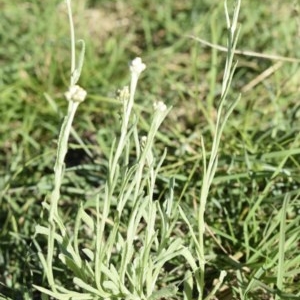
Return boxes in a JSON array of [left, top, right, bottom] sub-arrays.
[[129, 57, 146, 77], [65, 85, 87, 103], [153, 101, 167, 112]]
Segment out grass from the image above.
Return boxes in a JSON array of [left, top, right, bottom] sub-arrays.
[[1, 0, 300, 299]]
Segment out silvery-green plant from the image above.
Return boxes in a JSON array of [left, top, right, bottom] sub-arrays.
[[179, 0, 241, 299], [33, 1, 194, 299], [34, 0, 87, 294], [33, 0, 242, 299]]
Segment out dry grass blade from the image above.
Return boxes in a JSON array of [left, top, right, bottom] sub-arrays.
[[188, 35, 300, 63]]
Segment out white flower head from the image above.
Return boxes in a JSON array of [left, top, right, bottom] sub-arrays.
[[65, 85, 87, 103], [117, 86, 130, 101], [153, 101, 167, 112], [140, 136, 147, 149], [129, 57, 146, 77]]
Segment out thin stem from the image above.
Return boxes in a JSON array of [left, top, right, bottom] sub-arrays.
[[66, 0, 76, 86], [196, 1, 241, 299]]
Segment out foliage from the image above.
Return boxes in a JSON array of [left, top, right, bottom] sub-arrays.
[[1, 0, 300, 299]]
